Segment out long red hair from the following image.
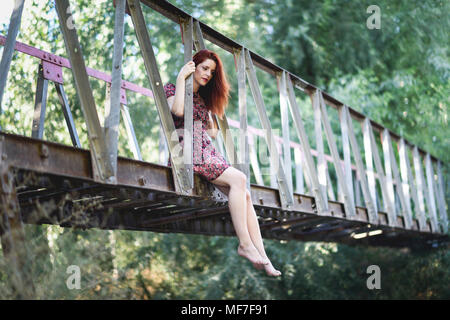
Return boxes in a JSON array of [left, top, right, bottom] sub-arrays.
[[193, 49, 230, 120]]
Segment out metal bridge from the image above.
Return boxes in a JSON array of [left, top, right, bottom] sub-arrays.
[[0, 0, 448, 297]]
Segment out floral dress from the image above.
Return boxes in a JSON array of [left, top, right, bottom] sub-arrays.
[[164, 83, 231, 182]]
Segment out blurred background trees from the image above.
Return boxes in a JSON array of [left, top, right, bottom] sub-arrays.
[[0, 0, 448, 299]]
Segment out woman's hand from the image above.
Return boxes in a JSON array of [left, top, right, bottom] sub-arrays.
[[177, 61, 196, 81]]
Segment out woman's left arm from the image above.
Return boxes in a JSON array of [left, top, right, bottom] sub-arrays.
[[207, 111, 219, 140]]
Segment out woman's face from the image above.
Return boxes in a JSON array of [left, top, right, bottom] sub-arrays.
[[194, 58, 216, 87]]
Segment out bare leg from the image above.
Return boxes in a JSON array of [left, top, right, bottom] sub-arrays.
[[211, 167, 267, 265], [245, 190, 281, 276], [214, 183, 281, 276]]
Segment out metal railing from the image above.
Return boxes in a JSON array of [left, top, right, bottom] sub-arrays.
[[0, 0, 447, 235]]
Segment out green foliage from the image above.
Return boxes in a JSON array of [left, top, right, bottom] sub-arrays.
[[0, 0, 448, 299]]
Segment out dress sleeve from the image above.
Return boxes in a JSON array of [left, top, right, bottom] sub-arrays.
[[164, 83, 176, 99]]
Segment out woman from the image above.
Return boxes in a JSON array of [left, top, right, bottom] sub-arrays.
[[164, 49, 281, 277]]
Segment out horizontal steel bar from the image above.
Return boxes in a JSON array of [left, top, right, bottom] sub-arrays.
[[0, 35, 154, 100]]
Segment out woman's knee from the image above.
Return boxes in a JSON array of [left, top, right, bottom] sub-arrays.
[[214, 167, 247, 190], [233, 170, 247, 189]]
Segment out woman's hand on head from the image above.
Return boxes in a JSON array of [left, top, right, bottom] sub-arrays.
[[177, 61, 196, 81]]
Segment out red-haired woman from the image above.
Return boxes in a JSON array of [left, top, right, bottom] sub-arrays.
[[164, 49, 281, 277]]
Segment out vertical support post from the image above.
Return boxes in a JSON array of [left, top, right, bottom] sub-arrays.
[[355, 172, 362, 207], [398, 139, 412, 216], [0, 0, 25, 112], [193, 20, 206, 52], [279, 71, 293, 195], [244, 49, 293, 209], [270, 155, 277, 188], [120, 104, 142, 161], [234, 47, 250, 189], [413, 146, 429, 230], [285, 75, 328, 214], [399, 139, 427, 230], [294, 147, 304, 194], [104, 0, 126, 183], [364, 119, 396, 226], [55, 0, 114, 182], [127, 0, 191, 193], [382, 129, 396, 219], [425, 153, 440, 232], [382, 130, 413, 229], [436, 161, 448, 233], [54, 83, 81, 148], [181, 17, 194, 189], [318, 93, 355, 219], [32, 64, 49, 139], [338, 104, 354, 206], [343, 106, 377, 223], [362, 117, 378, 215], [311, 90, 329, 211], [0, 163, 35, 299]]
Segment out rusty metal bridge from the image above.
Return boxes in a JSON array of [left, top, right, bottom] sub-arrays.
[[0, 0, 448, 294]]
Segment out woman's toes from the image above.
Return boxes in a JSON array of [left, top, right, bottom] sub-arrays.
[[264, 262, 282, 277]]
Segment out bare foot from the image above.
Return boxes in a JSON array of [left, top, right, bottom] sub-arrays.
[[263, 261, 282, 277], [237, 244, 267, 265], [252, 263, 263, 270]]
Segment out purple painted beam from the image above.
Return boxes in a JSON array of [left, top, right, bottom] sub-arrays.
[[0, 35, 153, 99]]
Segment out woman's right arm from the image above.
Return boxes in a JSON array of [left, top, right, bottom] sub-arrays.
[[168, 61, 195, 117]]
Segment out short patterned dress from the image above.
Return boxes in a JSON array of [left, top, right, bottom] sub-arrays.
[[164, 83, 231, 182]]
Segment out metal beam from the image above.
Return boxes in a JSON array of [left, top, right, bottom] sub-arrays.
[[181, 17, 194, 189], [311, 90, 329, 210], [399, 138, 426, 230], [343, 106, 378, 223], [104, 0, 127, 182], [425, 153, 439, 232], [31, 64, 48, 140], [382, 128, 397, 219], [364, 118, 396, 227], [318, 92, 356, 220], [382, 130, 413, 229], [54, 83, 81, 148], [127, 0, 192, 194], [54, 0, 114, 183], [279, 71, 293, 195], [244, 48, 293, 210], [436, 161, 448, 233], [120, 104, 142, 161], [0, 0, 25, 112], [285, 75, 328, 215], [338, 104, 354, 206], [234, 47, 250, 189], [362, 117, 378, 214]]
